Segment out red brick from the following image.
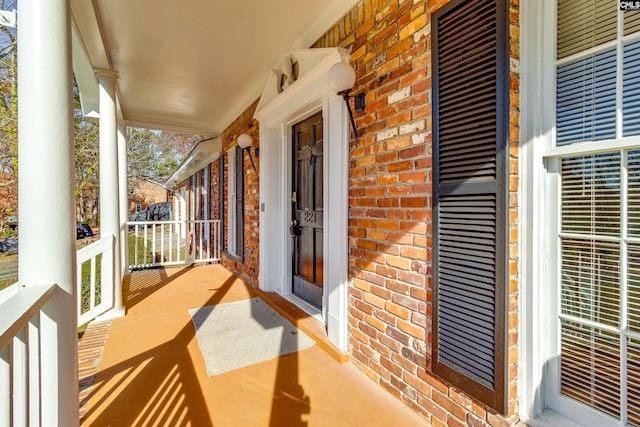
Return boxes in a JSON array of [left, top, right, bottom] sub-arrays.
[[387, 160, 413, 173], [399, 171, 426, 183], [400, 197, 427, 208], [432, 390, 469, 422]]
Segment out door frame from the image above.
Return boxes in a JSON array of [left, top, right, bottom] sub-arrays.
[[254, 48, 351, 352]]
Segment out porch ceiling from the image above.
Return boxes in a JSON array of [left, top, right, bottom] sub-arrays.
[[71, 0, 357, 135]]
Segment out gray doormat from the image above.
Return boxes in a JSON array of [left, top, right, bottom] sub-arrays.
[[189, 297, 316, 376]]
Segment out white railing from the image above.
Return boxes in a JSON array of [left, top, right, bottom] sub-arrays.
[[127, 219, 221, 269], [0, 282, 18, 306], [76, 235, 115, 326], [0, 283, 58, 426]]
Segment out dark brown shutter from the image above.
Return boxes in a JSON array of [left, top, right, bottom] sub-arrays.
[[235, 145, 244, 261], [219, 154, 225, 251], [431, 0, 508, 414]]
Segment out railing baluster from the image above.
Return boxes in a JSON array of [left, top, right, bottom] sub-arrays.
[[76, 235, 116, 325], [125, 219, 222, 269], [28, 314, 40, 427], [169, 222, 174, 263], [90, 256, 97, 312], [0, 285, 58, 426], [1, 343, 11, 427], [13, 328, 27, 426], [134, 225, 139, 267], [160, 224, 165, 264], [143, 226, 149, 264], [151, 224, 157, 264]]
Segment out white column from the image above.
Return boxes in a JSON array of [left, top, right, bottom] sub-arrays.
[[96, 70, 124, 318], [17, 0, 78, 424], [117, 123, 129, 277]]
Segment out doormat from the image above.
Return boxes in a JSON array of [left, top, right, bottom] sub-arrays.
[[189, 297, 316, 376]]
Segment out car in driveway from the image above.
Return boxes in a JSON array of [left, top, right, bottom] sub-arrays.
[[0, 236, 18, 252], [76, 223, 94, 239], [128, 202, 173, 222]]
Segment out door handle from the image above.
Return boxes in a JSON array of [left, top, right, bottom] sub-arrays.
[[289, 219, 302, 237]]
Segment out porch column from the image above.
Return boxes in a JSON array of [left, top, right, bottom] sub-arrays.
[[117, 123, 129, 277], [17, 0, 79, 424], [96, 70, 124, 318]]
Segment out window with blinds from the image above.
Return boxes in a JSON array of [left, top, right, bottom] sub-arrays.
[[554, 2, 640, 424], [431, 0, 508, 413]]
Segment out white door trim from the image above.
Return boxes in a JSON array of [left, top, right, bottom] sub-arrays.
[[255, 48, 351, 352]]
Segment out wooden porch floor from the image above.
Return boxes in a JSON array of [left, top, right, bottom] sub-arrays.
[[78, 264, 430, 426]]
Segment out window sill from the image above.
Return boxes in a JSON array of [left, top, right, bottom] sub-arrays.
[[524, 410, 586, 427]]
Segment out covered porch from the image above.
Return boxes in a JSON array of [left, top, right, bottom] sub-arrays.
[[77, 264, 429, 426], [1, 0, 361, 424]]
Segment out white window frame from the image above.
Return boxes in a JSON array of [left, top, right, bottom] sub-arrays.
[[521, 2, 640, 426]]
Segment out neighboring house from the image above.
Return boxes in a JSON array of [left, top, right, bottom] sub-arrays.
[[11, 0, 640, 426], [128, 178, 169, 214]]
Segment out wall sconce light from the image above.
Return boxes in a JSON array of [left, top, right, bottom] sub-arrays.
[[237, 133, 257, 172], [328, 61, 365, 143]]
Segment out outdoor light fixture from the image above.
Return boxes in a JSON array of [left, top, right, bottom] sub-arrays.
[[237, 133, 257, 172], [328, 62, 365, 143]]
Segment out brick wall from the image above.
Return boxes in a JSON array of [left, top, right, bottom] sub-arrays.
[[218, 100, 261, 286], [129, 178, 168, 213], [312, 0, 521, 425], [507, 0, 520, 418]]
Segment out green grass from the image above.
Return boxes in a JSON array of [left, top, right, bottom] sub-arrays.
[[0, 277, 17, 291], [1, 236, 153, 339], [77, 235, 152, 339]]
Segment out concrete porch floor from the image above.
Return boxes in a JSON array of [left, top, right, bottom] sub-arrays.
[[79, 264, 430, 426]]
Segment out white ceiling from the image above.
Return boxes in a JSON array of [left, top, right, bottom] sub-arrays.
[[71, 0, 357, 136]]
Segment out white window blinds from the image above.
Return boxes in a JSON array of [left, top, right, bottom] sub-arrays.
[[556, 1, 640, 147], [555, 2, 640, 425]]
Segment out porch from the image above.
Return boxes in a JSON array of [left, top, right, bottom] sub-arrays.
[[77, 264, 430, 426]]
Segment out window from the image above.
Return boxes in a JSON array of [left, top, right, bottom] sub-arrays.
[[431, 0, 508, 413], [226, 146, 244, 259], [135, 204, 141, 213], [546, 2, 640, 425]]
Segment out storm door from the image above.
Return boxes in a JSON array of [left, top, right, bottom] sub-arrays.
[[291, 112, 323, 308]]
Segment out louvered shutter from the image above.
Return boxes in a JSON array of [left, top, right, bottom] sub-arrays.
[[235, 145, 244, 261], [431, 0, 508, 413], [219, 154, 225, 251]]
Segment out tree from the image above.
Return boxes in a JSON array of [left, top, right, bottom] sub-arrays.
[[0, 2, 199, 226], [73, 95, 100, 224], [0, 0, 17, 220], [126, 128, 200, 189]]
